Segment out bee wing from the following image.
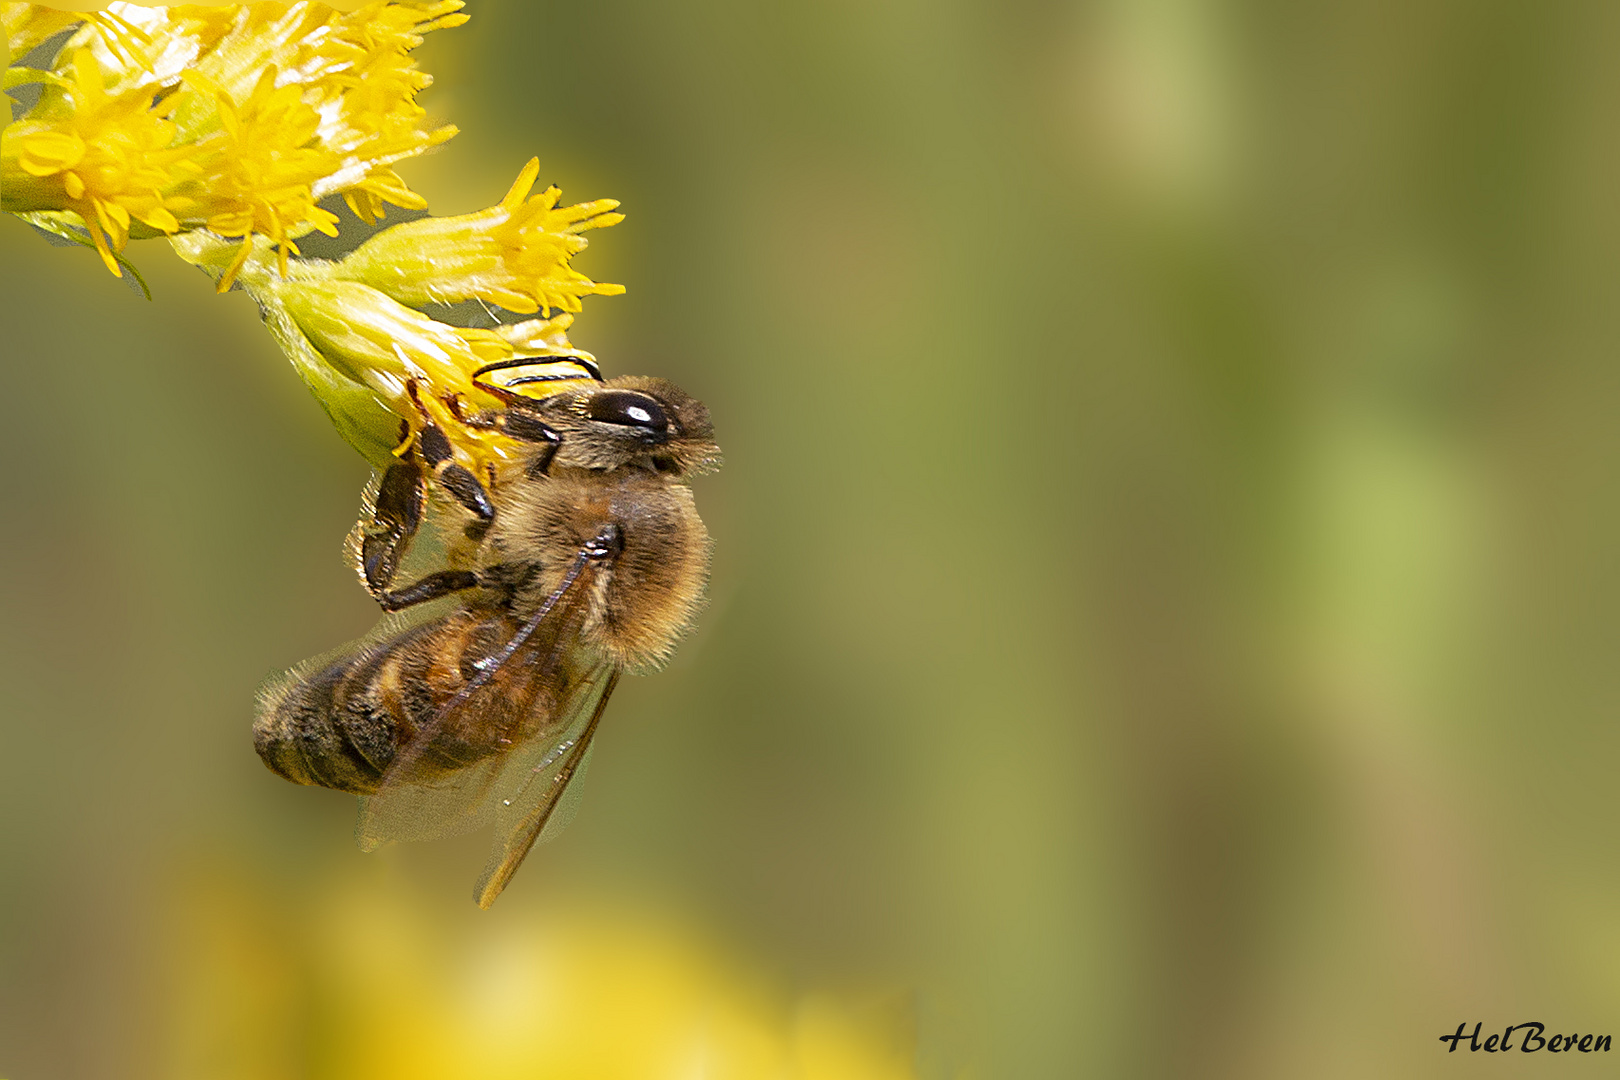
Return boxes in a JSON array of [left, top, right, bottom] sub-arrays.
[[354, 747, 504, 845], [357, 562, 603, 850], [473, 665, 620, 908]]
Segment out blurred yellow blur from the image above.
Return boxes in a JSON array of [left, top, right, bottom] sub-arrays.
[[8, 0, 1620, 1078], [162, 864, 913, 1080]]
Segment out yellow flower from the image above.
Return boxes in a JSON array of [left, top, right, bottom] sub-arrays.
[[164, 869, 921, 1080], [167, 66, 344, 283], [1, 48, 181, 274], [173, 230, 600, 474], [332, 157, 625, 315], [3, 2, 461, 284], [11, 2, 624, 481]]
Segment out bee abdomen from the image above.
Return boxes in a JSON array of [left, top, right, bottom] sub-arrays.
[[254, 634, 420, 795]]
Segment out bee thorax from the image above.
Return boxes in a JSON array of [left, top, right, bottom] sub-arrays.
[[491, 468, 711, 673]]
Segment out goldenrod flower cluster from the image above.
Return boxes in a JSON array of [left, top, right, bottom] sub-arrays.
[[3, 1, 463, 277], [3, 2, 626, 476]]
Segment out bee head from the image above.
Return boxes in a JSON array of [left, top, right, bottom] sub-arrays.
[[529, 376, 720, 476]]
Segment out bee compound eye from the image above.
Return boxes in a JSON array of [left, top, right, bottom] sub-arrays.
[[586, 390, 670, 438]]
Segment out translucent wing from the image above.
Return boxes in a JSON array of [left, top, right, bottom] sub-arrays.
[[356, 555, 607, 854], [473, 665, 619, 907]]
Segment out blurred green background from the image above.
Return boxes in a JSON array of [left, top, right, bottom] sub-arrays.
[[7, 0, 1620, 1076]]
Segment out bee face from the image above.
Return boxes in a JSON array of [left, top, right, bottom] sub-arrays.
[[533, 376, 720, 476]]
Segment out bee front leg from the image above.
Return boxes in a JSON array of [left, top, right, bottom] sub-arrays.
[[462, 406, 562, 478], [504, 409, 563, 478], [418, 422, 496, 523]]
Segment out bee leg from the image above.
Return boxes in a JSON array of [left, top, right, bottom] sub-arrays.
[[418, 421, 496, 523], [504, 410, 563, 477], [463, 407, 562, 478], [359, 459, 426, 597], [377, 569, 481, 612]]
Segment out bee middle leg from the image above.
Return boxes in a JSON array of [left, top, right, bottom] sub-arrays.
[[361, 388, 563, 611], [357, 453, 484, 611], [357, 458, 427, 598], [354, 425, 497, 607]]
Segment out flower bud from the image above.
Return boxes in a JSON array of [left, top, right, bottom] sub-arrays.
[[331, 158, 624, 316]]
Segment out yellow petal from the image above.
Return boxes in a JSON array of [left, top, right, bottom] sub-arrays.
[[216, 235, 255, 293], [70, 49, 105, 104], [82, 217, 122, 277], [141, 206, 181, 233], [499, 158, 541, 212], [98, 199, 131, 232], [17, 131, 87, 175]]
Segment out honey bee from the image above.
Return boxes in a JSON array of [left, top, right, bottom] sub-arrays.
[[253, 359, 720, 907]]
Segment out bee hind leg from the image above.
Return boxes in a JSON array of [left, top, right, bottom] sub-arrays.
[[377, 569, 481, 612]]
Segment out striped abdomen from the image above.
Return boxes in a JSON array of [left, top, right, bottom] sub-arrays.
[[253, 609, 521, 794]]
